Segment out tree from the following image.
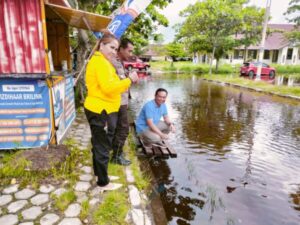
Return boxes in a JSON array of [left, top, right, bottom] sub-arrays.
[[165, 43, 187, 61], [176, 0, 247, 74], [284, 0, 300, 43], [285, 0, 300, 25], [238, 6, 265, 62], [69, 0, 172, 102]]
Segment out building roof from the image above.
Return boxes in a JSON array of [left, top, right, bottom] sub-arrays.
[[240, 24, 298, 50], [141, 44, 165, 57]]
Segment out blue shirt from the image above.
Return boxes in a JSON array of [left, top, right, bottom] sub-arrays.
[[136, 100, 168, 134]]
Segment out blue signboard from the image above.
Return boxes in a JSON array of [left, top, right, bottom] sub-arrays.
[[52, 75, 76, 144], [94, 0, 153, 39], [0, 79, 51, 149]]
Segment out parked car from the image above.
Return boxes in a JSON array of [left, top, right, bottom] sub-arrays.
[[240, 62, 276, 79], [124, 57, 150, 71]]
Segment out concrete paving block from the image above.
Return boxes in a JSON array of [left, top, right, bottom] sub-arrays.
[[128, 185, 141, 207], [8, 200, 28, 213], [64, 203, 81, 217], [30, 194, 49, 205], [39, 185, 55, 193], [2, 184, 19, 194], [52, 188, 67, 197], [130, 208, 152, 225], [75, 192, 88, 203], [0, 194, 13, 206], [40, 213, 60, 225], [58, 218, 82, 225], [89, 197, 101, 207], [21, 206, 42, 220], [0, 214, 18, 225], [125, 167, 135, 183], [15, 188, 36, 200], [80, 166, 92, 174], [79, 174, 93, 182], [74, 182, 91, 192]]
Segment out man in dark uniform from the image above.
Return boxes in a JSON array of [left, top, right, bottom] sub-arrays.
[[110, 38, 136, 165]]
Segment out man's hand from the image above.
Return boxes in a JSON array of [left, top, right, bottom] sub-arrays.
[[160, 133, 169, 140], [169, 124, 176, 133], [128, 71, 138, 83]]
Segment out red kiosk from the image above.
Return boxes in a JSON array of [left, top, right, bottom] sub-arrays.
[[0, 0, 111, 149]]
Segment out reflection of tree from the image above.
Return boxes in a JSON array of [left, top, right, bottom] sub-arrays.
[[289, 186, 300, 211], [177, 82, 256, 154], [149, 159, 205, 223]]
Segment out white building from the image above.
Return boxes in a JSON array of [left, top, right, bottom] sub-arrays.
[[196, 24, 300, 65]]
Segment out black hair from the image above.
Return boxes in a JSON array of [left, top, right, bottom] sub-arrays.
[[119, 38, 134, 50], [155, 88, 168, 96]]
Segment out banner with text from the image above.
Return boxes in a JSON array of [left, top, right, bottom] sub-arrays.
[[0, 79, 51, 149], [52, 75, 76, 144], [94, 0, 152, 39]]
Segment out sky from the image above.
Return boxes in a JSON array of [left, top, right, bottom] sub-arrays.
[[157, 0, 291, 43]]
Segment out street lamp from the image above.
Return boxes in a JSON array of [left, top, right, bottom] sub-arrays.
[[256, 0, 272, 80]]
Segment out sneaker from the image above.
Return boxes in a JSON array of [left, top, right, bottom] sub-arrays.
[[92, 182, 123, 195], [111, 154, 131, 166], [100, 182, 123, 191], [108, 175, 119, 181]]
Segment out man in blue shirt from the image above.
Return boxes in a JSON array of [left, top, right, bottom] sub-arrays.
[[136, 88, 175, 145]]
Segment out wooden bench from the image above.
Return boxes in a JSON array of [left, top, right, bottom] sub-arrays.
[[138, 137, 177, 159], [129, 121, 177, 159]]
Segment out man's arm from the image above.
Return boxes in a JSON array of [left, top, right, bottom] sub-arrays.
[[146, 118, 168, 139], [163, 115, 176, 133]]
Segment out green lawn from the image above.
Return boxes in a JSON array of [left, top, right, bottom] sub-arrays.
[[202, 74, 300, 98], [150, 61, 300, 78]]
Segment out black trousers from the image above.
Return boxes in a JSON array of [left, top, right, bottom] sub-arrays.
[[112, 104, 129, 157], [84, 108, 118, 186]]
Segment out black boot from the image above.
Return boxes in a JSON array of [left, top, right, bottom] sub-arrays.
[[111, 153, 131, 166]]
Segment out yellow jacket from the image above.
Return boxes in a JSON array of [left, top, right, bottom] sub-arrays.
[[84, 51, 131, 114]]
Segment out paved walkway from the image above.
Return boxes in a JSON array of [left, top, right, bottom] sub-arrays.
[[0, 111, 153, 225]]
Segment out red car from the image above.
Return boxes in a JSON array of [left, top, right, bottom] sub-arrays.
[[240, 62, 276, 79], [124, 57, 150, 71]]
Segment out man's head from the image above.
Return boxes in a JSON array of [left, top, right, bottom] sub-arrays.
[[118, 38, 134, 61], [154, 88, 168, 106]]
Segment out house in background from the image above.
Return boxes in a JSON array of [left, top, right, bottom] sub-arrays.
[[140, 44, 167, 61], [196, 24, 300, 65]]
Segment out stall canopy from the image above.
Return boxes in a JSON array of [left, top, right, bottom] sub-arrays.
[[45, 3, 112, 32]]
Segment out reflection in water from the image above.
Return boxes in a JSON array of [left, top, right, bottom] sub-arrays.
[[129, 74, 300, 225]]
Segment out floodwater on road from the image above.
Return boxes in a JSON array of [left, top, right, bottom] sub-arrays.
[[129, 74, 300, 225]]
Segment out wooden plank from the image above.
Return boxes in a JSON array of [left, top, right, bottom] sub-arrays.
[[144, 146, 154, 155], [162, 141, 177, 158], [139, 137, 153, 156], [159, 145, 170, 156], [152, 146, 163, 156]]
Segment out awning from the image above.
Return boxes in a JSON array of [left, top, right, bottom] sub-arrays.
[[45, 3, 112, 32]]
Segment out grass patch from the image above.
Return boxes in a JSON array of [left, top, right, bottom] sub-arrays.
[[126, 133, 151, 191], [0, 152, 44, 188], [107, 162, 127, 184], [80, 199, 90, 220], [150, 61, 236, 74], [0, 138, 88, 188], [52, 190, 76, 211], [93, 191, 129, 225], [151, 61, 300, 79], [202, 74, 300, 98]]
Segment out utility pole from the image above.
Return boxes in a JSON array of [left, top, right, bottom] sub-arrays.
[[256, 0, 271, 80]]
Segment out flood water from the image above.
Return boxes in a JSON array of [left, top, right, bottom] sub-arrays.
[[129, 74, 300, 225]]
